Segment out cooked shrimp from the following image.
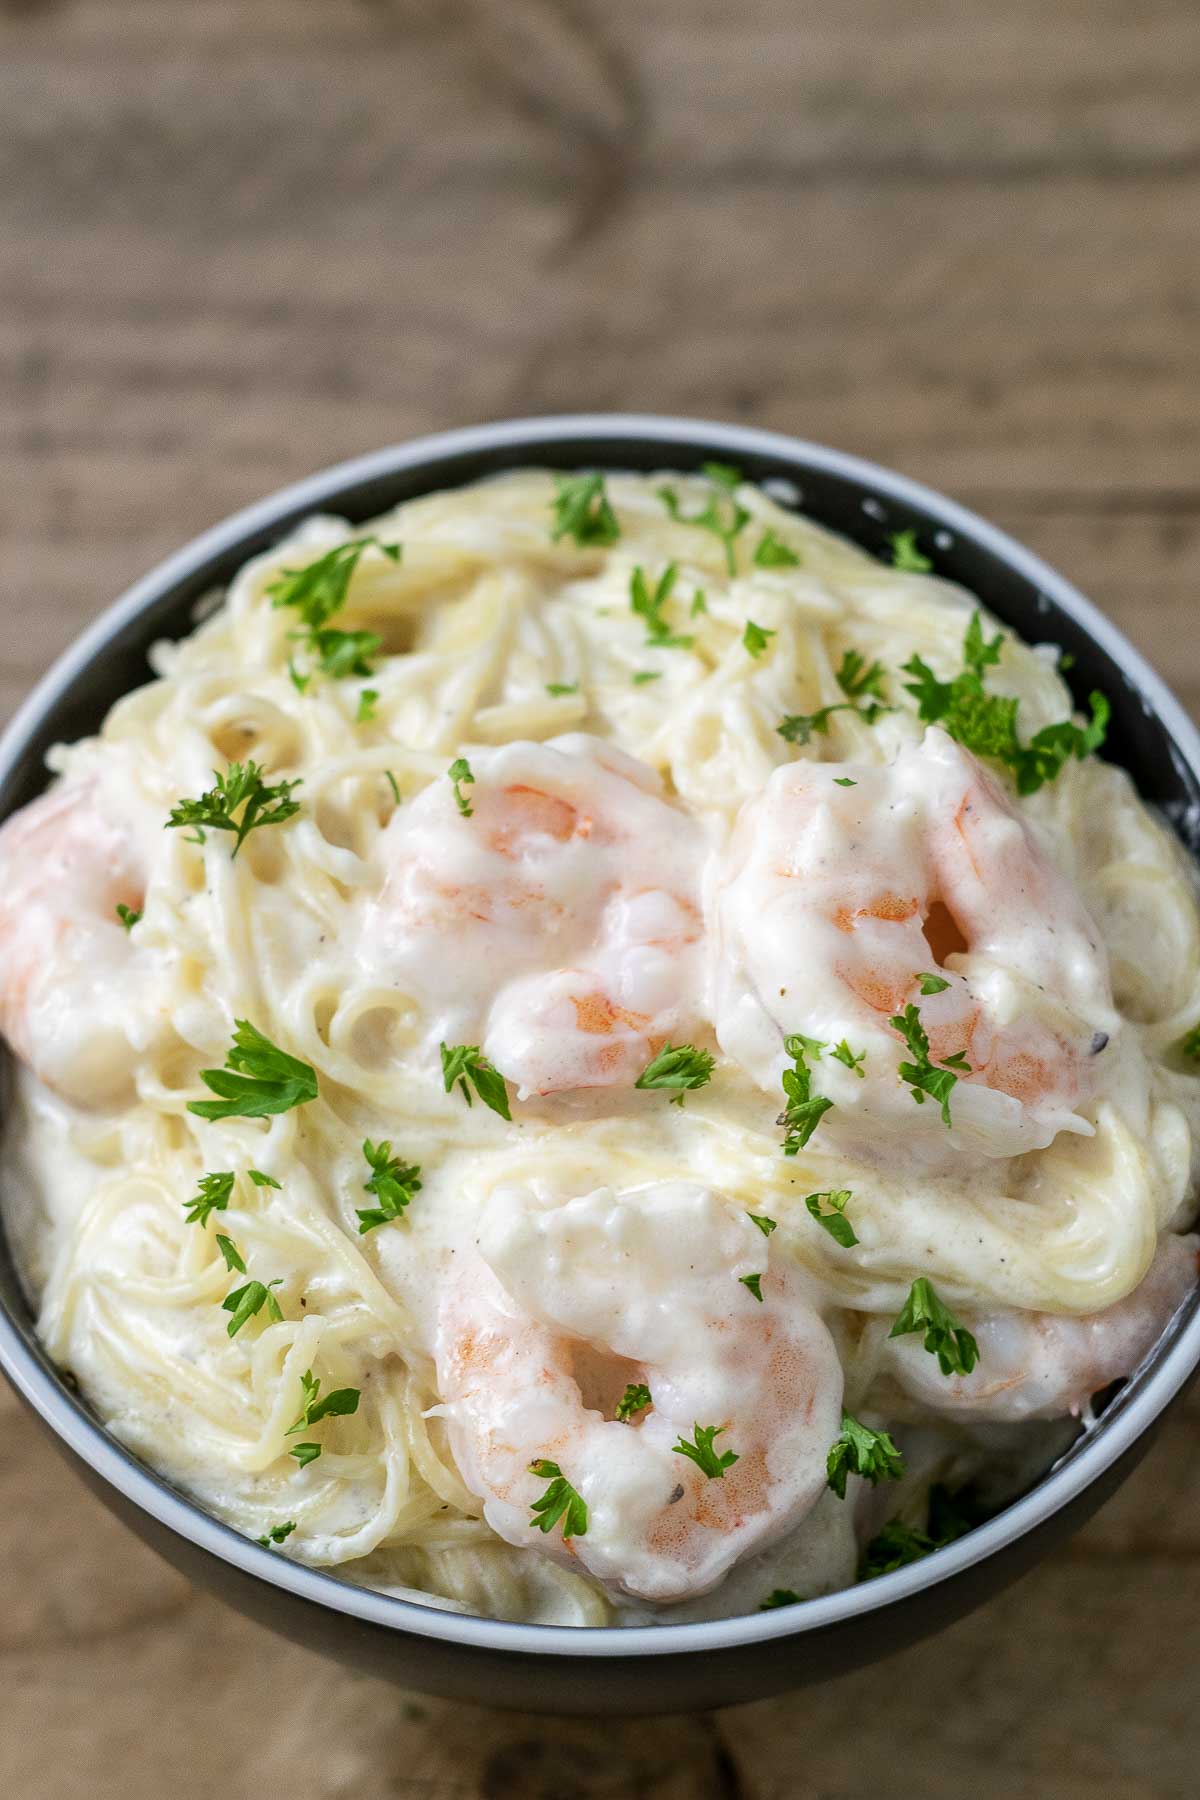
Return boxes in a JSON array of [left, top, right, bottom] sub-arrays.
[[714, 727, 1117, 1164], [876, 1232, 1198, 1421], [365, 735, 708, 1100], [0, 778, 152, 1106], [434, 1180, 844, 1603]]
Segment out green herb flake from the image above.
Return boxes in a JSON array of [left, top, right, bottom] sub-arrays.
[[287, 1368, 361, 1436], [189, 1020, 318, 1122], [183, 1170, 235, 1227], [357, 688, 379, 723], [804, 1188, 858, 1248], [632, 669, 663, 685], [743, 619, 776, 658], [256, 1521, 297, 1548], [289, 1442, 322, 1469], [753, 530, 801, 569], [545, 681, 579, 697], [779, 1034, 834, 1155], [222, 1277, 284, 1338], [739, 1272, 765, 1303], [248, 1169, 281, 1189], [760, 1588, 803, 1609], [860, 1484, 976, 1579], [889, 529, 932, 573], [384, 769, 401, 806], [166, 761, 301, 857], [635, 1043, 715, 1093], [115, 903, 142, 932], [357, 1140, 422, 1234], [1179, 1024, 1200, 1064], [440, 1042, 512, 1120], [918, 972, 951, 995], [267, 537, 401, 633], [215, 1233, 246, 1274], [830, 1039, 867, 1078], [615, 1383, 652, 1423], [836, 649, 887, 702], [448, 757, 475, 817], [673, 1423, 739, 1480], [630, 563, 692, 650], [528, 1458, 589, 1538], [549, 474, 620, 548], [889, 1002, 967, 1127], [890, 1277, 980, 1377], [833, 777, 857, 787], [826, 1411, 905, 1500], [748, 1212, 777, 1238], [659, 481, 751, 577]]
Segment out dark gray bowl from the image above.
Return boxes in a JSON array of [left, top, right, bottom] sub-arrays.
[[2, 416, 1199, 1715]]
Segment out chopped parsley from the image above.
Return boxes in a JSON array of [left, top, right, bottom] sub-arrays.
[[115, 903, 142, 932], [289, 1443, 321, 1469], [776, 650, 889, 745], [183, 1170, 235, 1226], [255, 1521, 297, 1548], [743, 619, 776, 658], [357, 688, 379, 723], [748, 1212, 777, 1238], [902, 610, 1109, 795], [753, 529, 800, 568], [440, 1042, 512, 1120], [836, 649, 887, 702], [760, 1588, 803, 1609], [549, 473, 619, 548], [890, 1277, 979, 1377], [166, 761, 301, 857], [659, 473, 751, 576], [615, 1383, 652, 1423], [384, 769, 401, 806], [215, 1234, 245, 1273], [860, 1484, 976, 1578], [630, 563, 692, 649], [356, 1140, 422, 1234], [288, 659, 311, 695], [635, 1042, 715, 1094], [889, 529, 932, 573], [804, 1188, 858, 1248], [833, 777, 857, 787], [448, 757, 475, 817], [189, 1020, 319, 1122], [545, 681, 579, 697], [777, 703, 858, 746], [779, 1034, 834, 1154], [268, 537, 400, 685], [890, 1002, 969, 1126], [739, 1272, 765, 1303], [632, 670, 663, 685], [248, 1169, 281, 1189], [1179, 1024, 1200, 1064], [826, 1412, 905, 1500], [528, 1459, 589, 1538], [830, 1038, 867, 1077], [287, 1368, 361, 1436], [918, 972, 951, 995], [222, 1277, 284, 1337], [690, 588, 708, 617], [674, 1423, 738, 1479]]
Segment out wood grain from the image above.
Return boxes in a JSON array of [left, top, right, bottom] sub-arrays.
[[1, 0, 1198, 1792]]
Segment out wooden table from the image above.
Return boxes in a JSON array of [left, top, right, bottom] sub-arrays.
[[2, 1, 1199, 1792]]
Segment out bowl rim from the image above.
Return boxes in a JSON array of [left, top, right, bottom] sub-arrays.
[[3, 410, 1200, 1662]]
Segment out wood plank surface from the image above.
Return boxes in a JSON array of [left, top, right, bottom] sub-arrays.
[[1, 0, 1198, 1793]]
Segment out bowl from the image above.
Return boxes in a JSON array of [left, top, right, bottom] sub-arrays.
[[2, 415, 1199, 1715]]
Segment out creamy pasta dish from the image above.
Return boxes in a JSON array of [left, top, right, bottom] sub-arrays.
[[2, 464, 1199, 1628]]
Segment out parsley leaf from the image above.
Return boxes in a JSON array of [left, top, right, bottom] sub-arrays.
[[830, 1039, 867, 1077], [267, 537, 401, 633], [632, 670, 662, 685], [615, 1383, 652, 1423], [918, 972, 951, 995], [215, 1233, 245, 1273], [183, 1170, 235, 1226], [778, 1034, 834, 1154], [550, 474, 619, 548], [189, 1020, 318, 1122], [860, 1484, 976, 1578], [748, 1212, 777, 1238], [630, 564, 692, 649], [222, 1277, 284, 1337], [357, 1140, 422, 1234], [384, 769, 401, 805], [659, 480, 751, 576], [760, 1588, 803, 1609], [890, 1277, 980, 1377], [673, 1423, 739, 1479], [889, 529, 932, 573], [447, 757, 475, 817], [256, 1521, 297, 1548], [1178, 1024, 1200, 1065], [546, 681, 579, 697], [826, 1412, 905, 1500], [115, 902, 142, 932], [287, 1368, 361, 1435], [740, 1272, 765, 1302], [528, 1458, 589, 1537], [805, 1188, 858, 1248], [701, 460, 743, 489], [635, 1043, 715, 1093], [357, 688, 379, 723], [440, 1042, 512, 1120], [743, 619, 776, 658], [289, 1443, 321, 1468], [889, 1003, 967, 1126], [834, 777, 857, 787], [753, 529, 800, 568], [836, 649, 887, 702], [248, 1169, 281, 1189], [166, 761, 301, 857], [309, 627, 382, 680], [777, 703, 857, 746]]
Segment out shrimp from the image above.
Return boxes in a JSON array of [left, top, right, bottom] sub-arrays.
[[364, 735, 708, 1101], [434, 1180, 844, 1602], [0, 777, 154, 1106], [876, 1232, 1198, 1421], [714, 726, 1117, 1165]]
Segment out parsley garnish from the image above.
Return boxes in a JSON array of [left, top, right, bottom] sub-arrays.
[[115, 903, 142, 932], [890, 1277, 979, 1377], [549, 474, 619, 548], [288, 659, 311, 695], [890, 1003, 969, 1126], [357, 1140, 422, 1234], [748, 1212, 777, 1238], [918, 972, 951, 995], [256, 1521, 297, 1548], [776, 651, 889, 745], [215, 1234, 245, 1273], [777, 703, 857, 746], [384, 769, 401, 805], [440, 1042, 512, 1120], [289, 1443, 321, 1469], [889, 529, 932, 573], [834, 777, 857, 787], [830, 1039, 867, 1077], [779, 1034, 834, 1154], [630, 564, 692, 649], [760, 1588, 803, 1609], [805, 1188, 858, 1248], [448, 757, 475, 817], [248, 1169, 281, 1189], [287, 1368, 361, 1436], [615, 1383, 652, 1423], [183, 1170, 234, 1226], [701, 460, 742, 489], [743, 619, 775, 658], [659, 476, 750, 576], [268, 537, 401, 631], [635, 1043, 715, 1093], [1179, 1024, 1200, 1064], [189, 1020, 319, 1122], [826, 1412, 905, 1500], [357, 688, 379, 723], [740, 1272, 764, 1302], [546, 681, 579, 697], [222, 1277, 284, 1337], [902, 610, 1109, 795], [528, 1459, 589, 1537], [690, 588, 708, 617], [836, 649, 887, 703], [166, 761, 301, 857], [674, 1423, 738, 1479], [753, 530, 800, 568], [860, 1485, 975, 1578]]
